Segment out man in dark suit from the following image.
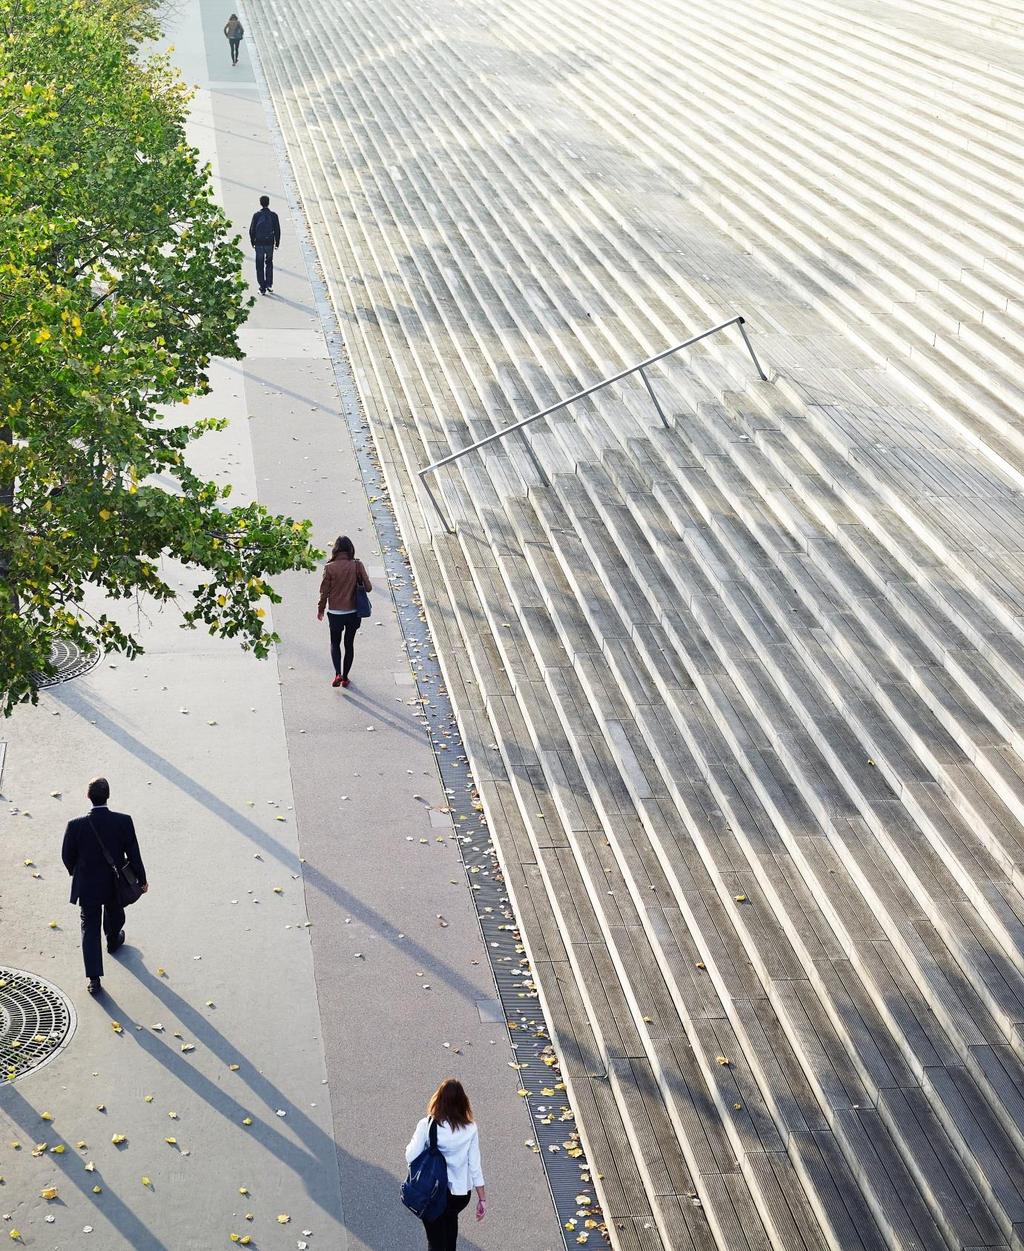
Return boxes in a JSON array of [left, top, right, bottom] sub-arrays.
[[61, 777, 148, 996], [249, 194, 281, 295]]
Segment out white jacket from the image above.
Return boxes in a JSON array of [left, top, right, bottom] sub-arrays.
[[405, 1118, 484, 1195]]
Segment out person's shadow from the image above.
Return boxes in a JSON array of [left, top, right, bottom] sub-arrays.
[[0, 1081, 172, 1251], [90, 952, 487, 1250]]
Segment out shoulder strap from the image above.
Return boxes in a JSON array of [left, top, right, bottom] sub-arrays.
[[87, 816, 117, 870], [428, 1118, 438, 1150]]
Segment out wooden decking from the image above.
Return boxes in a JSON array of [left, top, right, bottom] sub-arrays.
[[245, 0, 1024, 1245]]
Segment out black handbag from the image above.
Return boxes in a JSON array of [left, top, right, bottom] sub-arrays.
[[354, 576, 371, 619], [88, 818, 144, 908]]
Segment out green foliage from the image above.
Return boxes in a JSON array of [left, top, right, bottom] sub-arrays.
[[0, 0, 319, 713]]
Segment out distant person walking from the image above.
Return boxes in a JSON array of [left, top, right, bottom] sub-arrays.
[[405, 1079, 486, 1251], [61, 777, 148, 996], [224, 14, 244, 65], [249, 194, 281, 295], [317, 535, 371, 688], [223, 14, 243, 65]]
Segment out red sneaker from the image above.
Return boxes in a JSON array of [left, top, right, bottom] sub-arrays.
[[341, 677, 351, 688], [332, 675, 342, 688]]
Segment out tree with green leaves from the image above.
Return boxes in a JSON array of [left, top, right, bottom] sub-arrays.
[[0, 0, 318, 714]]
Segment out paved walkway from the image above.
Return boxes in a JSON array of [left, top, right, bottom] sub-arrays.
[[0, 1, 563, 1247]]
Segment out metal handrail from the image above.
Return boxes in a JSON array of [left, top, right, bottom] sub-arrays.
[[418, 314, 767, 532]]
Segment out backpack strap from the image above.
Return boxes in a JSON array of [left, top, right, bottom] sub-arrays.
[[428, 1118, 439, 1150]]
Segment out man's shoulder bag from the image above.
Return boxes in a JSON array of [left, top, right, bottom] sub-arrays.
[[88, 817, 144, 908]]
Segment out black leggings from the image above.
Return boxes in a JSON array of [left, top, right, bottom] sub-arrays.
[[328, 612, 360, 678], [423, 1191, 471, 1251]]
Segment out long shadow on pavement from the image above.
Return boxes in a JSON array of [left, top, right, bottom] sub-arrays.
[[52, 684, 489, 1009], [97, 961, 486, 1250], [0, 1084, 171, 1251]]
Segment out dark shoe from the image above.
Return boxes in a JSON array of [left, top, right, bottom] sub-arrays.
[[341, 677, 351, 688], [259, 287, 267, 295], [107, 930, 125, 955], [86, 977, 101, 996]]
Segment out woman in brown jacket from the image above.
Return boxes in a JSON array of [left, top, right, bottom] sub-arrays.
[[317, 536, 372, 687]]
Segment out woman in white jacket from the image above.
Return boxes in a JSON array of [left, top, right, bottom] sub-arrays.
[[406, 1078, 486, 1250]]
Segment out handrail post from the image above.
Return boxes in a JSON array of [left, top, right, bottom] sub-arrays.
[[421, 470, 454, 535], [638, 366, 670, 429], [736, 316, 768, 381]]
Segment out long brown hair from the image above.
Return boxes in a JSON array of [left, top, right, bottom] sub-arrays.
[[427, 1078, 473, 1130], [331, 535, 355, 561]]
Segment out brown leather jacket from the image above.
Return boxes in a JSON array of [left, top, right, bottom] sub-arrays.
[[318, 556, 371, 613]]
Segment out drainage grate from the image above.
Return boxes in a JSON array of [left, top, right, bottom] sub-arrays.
[[0, 968, 77, 1084], [34, 640, 100, 689]]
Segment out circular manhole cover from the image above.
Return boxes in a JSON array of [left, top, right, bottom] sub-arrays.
[[0, 968, 77, 1084], [34, 640, 100, 688]]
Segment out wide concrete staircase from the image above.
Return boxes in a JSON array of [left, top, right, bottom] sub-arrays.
[[246, 0, 1024, 1245]]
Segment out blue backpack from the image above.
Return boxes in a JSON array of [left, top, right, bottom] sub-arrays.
[[401, 1118, 449, 1221]]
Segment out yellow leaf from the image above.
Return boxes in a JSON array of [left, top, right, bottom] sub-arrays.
[[242, 1117, 252, 1126], [51, 1144, 65, 1154], [40, 1186, 58, 1200], [48, 920, 57, 928], [144, 1094, 153, 1103], [239, 1187, 249, 1195], [111, 1021, 123, 1034], [277, 1214, 290, 1224], [98, 509, 111, 522], [112, 1134, 126, 1145], [240, 1239, 252, 1247], [229, 1063, 240, 1071], [142, 1176, 152, 1187], [165, 1137, 177, 1145], [40, 1111, 53, 1121], [9, 1230, 21, 1241], [92, 1185, 102, 1194]]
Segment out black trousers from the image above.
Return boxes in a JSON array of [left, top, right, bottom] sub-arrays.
[[328, 612, 360, 678], [80, 893, 125, 979], [423, 1191, 471, 1251], [229, 36, 241, 62], [255, 244, 275, 291]]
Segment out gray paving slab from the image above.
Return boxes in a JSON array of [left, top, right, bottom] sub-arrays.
[[0, 0, 564, 1247]]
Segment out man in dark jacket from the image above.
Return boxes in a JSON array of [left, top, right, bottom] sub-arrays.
[[62, 777, 148, 995], [249, 194, 281, 295]]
